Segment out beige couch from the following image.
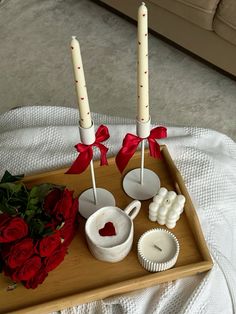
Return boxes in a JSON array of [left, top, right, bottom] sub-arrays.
[[98, 0, 236, 77]]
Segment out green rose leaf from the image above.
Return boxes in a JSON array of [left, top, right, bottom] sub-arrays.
[[0, 196, 19, 215], [29, 184, 58, 203], [0, 182, 28, 215], [0, 182, 23, 194], [29, 219, 46, 238], [26, 184, 57, 218], [1, 170, 24, 183], [27, 197, 40, 212]]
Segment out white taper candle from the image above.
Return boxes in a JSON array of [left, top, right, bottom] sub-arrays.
[[137, 2, 149, 122], [71, 36, 92, 128]]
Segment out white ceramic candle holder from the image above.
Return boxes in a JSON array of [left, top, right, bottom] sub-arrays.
[[123, 118, 160, 200], [136, 118, 151, 138], [79, 121, 96, 145], [137, 228, 180, 272], [78, 121, 115, 219]]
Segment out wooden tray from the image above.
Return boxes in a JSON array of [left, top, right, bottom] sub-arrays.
[[0, 145, 213, 314]]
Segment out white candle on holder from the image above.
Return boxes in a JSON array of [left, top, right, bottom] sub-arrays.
[[137, 2, 149, 123], [71, 36, 92, 129]]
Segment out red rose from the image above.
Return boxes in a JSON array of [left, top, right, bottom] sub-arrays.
[[39, 233, 61, 257], [44, 220, 58, 231], [8, 238, 34, 268], [0, 243, 12, 260], [44, 247, 67, 272], [53, 189, 74, 220], [11, 255, 41, 281], [44, 188, 62, 214], [70, 198, 79, 220], [59, 218, 76, 247], [0, 217, 28, 243], [0, 213, 11, 227], [24, 266, 48, 289]]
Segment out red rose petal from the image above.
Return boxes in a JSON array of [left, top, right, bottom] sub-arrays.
[[99, 222, 116, 237]]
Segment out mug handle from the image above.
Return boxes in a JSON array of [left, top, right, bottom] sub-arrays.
[[124, 200, 141, 221]]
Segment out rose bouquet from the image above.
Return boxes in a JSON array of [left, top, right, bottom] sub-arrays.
[[0, 171, 78, 289]]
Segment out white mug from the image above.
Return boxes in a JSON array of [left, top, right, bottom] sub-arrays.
[[85, 200, 141, 262]]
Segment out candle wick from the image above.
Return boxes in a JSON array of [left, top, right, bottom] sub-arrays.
[[142, 2, 146, 6], [72, 35, 77, 40], [153, 244, 162, 252]]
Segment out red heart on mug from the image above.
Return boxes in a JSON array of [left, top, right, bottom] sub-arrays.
[[99, 222, 116, 237]]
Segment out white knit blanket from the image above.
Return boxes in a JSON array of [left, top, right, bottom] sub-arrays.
[[0, 106, 236, 314]]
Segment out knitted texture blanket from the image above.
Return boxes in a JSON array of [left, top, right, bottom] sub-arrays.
[[0, 106, 235, 314]]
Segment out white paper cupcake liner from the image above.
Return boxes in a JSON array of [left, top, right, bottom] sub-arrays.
[[137, 228, 180, 272]]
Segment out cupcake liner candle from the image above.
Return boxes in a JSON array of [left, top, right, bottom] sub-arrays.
[[137, 228, 180, 272]]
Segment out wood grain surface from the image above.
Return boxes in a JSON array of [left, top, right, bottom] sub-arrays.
[[0, 146, 213, 314]]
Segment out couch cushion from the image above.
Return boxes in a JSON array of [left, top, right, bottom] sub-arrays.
[[150, 0, 221, 30], [213, 0, 236, 46]]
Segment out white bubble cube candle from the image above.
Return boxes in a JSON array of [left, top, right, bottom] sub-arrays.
[[148, 187, 186, 229]]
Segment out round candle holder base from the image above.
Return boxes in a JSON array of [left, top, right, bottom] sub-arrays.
[[79, 188, 115, 219], [123, 168, 160, 200]]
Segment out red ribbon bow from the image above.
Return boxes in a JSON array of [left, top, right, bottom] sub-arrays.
[[66, 125, 110, 174], [115, 126, 167, 173]]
